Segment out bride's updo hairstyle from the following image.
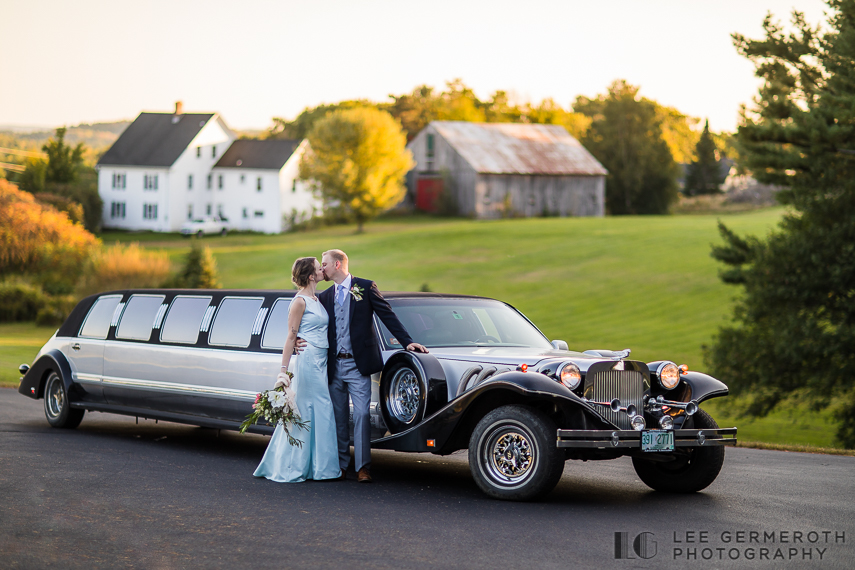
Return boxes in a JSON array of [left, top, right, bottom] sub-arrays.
[[291, 257, 317, 288]]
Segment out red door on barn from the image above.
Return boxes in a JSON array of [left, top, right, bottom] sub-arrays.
[[415, 177, 444, 213]]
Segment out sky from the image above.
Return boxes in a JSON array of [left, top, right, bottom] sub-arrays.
[[1, 0, 831, 133]]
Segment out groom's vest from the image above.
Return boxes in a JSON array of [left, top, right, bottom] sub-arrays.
[[333, 288, 353, 356]]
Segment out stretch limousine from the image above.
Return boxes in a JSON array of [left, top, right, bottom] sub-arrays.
[[19, 289, 737, 500]]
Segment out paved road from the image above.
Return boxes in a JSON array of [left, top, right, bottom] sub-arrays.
[[1, 387, 853, 569]]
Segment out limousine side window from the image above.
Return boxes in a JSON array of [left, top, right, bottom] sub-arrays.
[[209, 297, 264, 348], [160, 296, 213, 344], [116, 295, 166, 341], [261, 298, 292, 349], [79, 295, 123, 339]]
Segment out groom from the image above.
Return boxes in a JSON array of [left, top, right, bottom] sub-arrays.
[[318, 249, 428, 483]]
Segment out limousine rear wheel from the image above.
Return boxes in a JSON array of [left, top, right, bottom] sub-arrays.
[[43, 372, 84, 429], [381, 362, 427, 434], [469, 405, 565, 501]]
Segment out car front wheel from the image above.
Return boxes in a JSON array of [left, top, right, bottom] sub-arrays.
[[631, 408, 725, 493], [469, 405, 565, 501], [43, 372, 84, 429]]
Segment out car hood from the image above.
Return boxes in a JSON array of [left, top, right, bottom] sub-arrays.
[[426, 346, 610, 368]]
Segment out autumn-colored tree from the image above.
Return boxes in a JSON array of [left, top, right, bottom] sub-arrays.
[[300, 107, 414, 232], [0, 180, 99, 294]]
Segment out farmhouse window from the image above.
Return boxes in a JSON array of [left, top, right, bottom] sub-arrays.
[[218, 174, 223, 190], [256, 177, 262, 191], [112, 173, 126, 189], [206, 204, 212, 216], [292, 179, 297, 193], [212, 145, 217, 158], [143, 203, 158, 220], [207, 174, 212, 190], [196, 147, 201, 158], [188, 174, 193, 190], [254, 210, 264, 218], [426, 133, 435, 170], [187, 205, 193, 220], [240, 174, 245, 183], [110, 201, 126, 219]]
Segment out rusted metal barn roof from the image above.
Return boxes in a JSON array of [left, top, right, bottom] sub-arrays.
[[431, 121, 607, 176]]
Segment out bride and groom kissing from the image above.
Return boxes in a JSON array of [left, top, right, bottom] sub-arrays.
[[253, 249, 428, 484]]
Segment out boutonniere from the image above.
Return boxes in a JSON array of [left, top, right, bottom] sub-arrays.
[[349, 284, 364, 301]]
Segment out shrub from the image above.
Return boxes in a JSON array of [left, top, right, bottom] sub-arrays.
[[76, 243, 172, 297], [35, 295, 77, 326], [0, 280, 46, 322], [172, 242, 221, 289]]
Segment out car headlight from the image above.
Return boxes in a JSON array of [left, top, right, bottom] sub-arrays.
[[656, 362, 680, 390], [558, 362, 582, 390]]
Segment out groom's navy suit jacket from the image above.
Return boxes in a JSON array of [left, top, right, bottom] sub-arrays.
[[318, 276, 414, 383]]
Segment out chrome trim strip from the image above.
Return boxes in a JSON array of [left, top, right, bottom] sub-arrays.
[[556, 428, 738, 448], [110, 302, 126, 327], [153, 303, 168, 329], [200, 305, 216, 332], [100, 375, 256, 401], [74, 373, 102, 385], [252, 307, 268, 335]]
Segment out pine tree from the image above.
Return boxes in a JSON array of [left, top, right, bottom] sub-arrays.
[[684, 120, 721, 195], [707, 0, 855, 447], [177, 242, 221, 289]]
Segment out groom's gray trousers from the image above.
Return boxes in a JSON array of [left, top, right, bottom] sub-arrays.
[[329, 357, 372, 472]]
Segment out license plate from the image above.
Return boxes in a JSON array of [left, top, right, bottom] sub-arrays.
[[641, 430, 674, 452]]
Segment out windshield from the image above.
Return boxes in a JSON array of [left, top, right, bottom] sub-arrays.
[[377, 298, 552, 349]]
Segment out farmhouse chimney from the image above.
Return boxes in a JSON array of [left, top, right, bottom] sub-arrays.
[[175, 101, 184, 115]]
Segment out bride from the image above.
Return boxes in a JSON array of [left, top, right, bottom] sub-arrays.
[[254, 257, 341, 482]]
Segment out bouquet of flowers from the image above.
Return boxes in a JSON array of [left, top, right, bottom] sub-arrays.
[[239, 371, 309, 447]]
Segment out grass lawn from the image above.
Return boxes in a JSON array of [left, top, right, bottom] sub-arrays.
[[0, 322, 57, 388], [15, 207, 843, 449]]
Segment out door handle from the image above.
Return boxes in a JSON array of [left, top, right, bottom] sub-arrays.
[[72, 343, 80, 351]]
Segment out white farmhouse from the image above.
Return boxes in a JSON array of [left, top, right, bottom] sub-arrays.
[[211, 139, 315, 233], [97, 103, 318, 233]]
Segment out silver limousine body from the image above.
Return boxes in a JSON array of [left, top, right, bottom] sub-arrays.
[[19, 289, 736, 500]]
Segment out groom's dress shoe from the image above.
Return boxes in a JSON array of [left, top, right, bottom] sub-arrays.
[[357, 467, 372, 483], [340, 469, 347, 480]]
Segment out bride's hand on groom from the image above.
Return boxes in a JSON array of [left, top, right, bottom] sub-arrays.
[[292, 337, 307, 355], [406, 342, 429, 353]]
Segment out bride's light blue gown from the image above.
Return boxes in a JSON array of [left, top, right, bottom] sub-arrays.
[[254, 295, 340, 482]]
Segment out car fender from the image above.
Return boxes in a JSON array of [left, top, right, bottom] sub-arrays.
[[372, 370, 611, 454], [17, 350, 74, 400], [381, 350, 448, 419], [680, 371, 729, 404]]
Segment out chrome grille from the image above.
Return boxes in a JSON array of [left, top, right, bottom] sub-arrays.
[[588, 370, 644, 429]]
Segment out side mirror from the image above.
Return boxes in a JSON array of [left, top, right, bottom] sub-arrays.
[[551, 340, 569, 351]]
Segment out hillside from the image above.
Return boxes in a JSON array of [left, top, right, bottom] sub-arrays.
[[104, 208, 784, 371]]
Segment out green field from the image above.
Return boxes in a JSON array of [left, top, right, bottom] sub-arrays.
[[4, 207, 845, 448]]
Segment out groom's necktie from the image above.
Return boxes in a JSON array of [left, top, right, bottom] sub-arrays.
[[336, 284, 345, 306]]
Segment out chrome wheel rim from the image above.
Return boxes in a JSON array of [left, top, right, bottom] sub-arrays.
[[388, 368, 420, 423], [480, 421, 538, 488], [45, 375, 64, 419]]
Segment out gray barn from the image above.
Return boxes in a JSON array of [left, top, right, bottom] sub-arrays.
[[407, 121, 606, 218]]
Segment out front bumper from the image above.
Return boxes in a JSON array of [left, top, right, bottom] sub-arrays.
[[556, 428, 737, 449]]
